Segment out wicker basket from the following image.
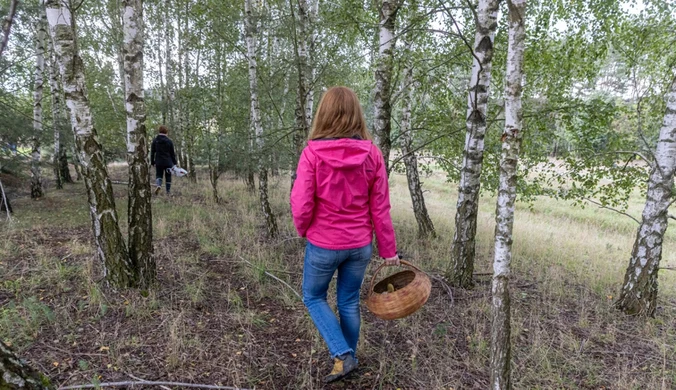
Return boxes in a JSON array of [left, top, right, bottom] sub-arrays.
[[365, 260, 431, 320]]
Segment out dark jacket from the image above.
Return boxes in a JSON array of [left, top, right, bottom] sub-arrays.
[[151, 134, 177, 167]]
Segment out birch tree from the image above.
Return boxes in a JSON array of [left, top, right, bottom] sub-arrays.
[[165, 0, 176, 132], [305, 0, 318, 121], [0, 340, 54, 389], [123, 0, 155, 287], [47, 37, 72, 189], [48, 40, 62, 190], [615, 74, 676, 316], [46, 0, 137, 288], [450, 0, 500, 288], [31, 12, 47, 199], [290, 0, 311, 189], [373, 0, 399, 172], [246, 0, 278, 238], [490, 0, 525, 387], [399, 40, 435, 238]]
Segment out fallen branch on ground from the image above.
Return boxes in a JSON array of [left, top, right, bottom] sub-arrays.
[[126, 373, 171, 390], [58, 381, 251, 390], [430, 274, 454, 307], [237, 254, 301, 299], [273, 236, 304, 246]]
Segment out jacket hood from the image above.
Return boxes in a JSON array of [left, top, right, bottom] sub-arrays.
[[307, 139, 373, 169]]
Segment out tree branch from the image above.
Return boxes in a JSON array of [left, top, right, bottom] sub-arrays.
[[440, 1, 482, 111], [582, 197, 640, 224], [388, 127, 464, 174]]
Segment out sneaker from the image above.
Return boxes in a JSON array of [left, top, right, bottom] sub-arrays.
[[154, 186, 161, 195], [323, 354, 358, 383]]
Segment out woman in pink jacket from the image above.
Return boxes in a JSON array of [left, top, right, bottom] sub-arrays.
[[291, 86, 399, 383]]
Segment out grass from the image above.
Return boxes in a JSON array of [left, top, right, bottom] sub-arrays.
[[0, 165, 675, 389]]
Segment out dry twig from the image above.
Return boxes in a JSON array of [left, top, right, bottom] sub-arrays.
[[237, 254, 301, 299], [58, 381, 250, 390], [430, 274, 454, 307]]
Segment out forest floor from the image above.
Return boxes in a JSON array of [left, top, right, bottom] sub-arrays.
[[1, 165, 676, 389]]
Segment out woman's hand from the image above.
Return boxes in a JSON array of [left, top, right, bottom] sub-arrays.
[[383, 255, 400, 266]]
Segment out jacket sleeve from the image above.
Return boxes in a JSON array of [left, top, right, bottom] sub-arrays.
[[150, 138, 156, 165], [369, 146, 397, 258], [290, 148, 316, 237], [170, 140, 177, 166]]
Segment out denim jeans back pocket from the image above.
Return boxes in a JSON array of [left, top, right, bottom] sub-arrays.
[[306, 243, 340, 272]]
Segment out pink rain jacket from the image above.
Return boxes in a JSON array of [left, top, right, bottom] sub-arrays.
[[291, 138, 397, 258]]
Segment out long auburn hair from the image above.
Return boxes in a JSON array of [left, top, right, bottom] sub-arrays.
[[308, 86, 372, 140]]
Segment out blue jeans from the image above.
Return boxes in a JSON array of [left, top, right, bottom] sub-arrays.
[[302, 242, 372, 359]]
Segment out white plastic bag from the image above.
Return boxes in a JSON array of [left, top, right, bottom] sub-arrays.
[[168, 165, 188, 177]]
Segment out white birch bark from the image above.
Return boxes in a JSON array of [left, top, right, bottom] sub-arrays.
[[490, 0, 526, 388], [616, 74, 676, 316], [46, 0, 136, 288], [123, 0, 155, 287], [298, 0, 311, 131], [31, 12, 47, 199], [246, 0, 278, 237], [373, 0, 399, 172], [48, 37, 64, 189], [305, 0, 318, 122], [165, 0, 175, 129], [450, 0, 500, 288], [0, 339, 54, 389], [399, 41, 435, 238], [290, 0, 311, 176]]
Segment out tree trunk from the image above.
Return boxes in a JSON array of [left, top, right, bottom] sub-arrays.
[[373, 0, 399, 173], [47, 37, 64, 189], [71, 143, 82, 181], [165, 0, 176, 131], [615, 75, 676, 317], [0, 177, 12, 216], [123, 0, 155, 288], [0, 340, 53, 389], [31, 13, 47, 199], [305, 0, 317, 124], [0, 0, 18, 58], [157, 13, 166, 126], [449, 0, 500, 288], [46, 0, 137, 288], [490, 1, 525, 388], [59, 148, 73, 183], [246, 0, 278, 238], [289, 0, 311, 190], [246, 171, 256, 193], [175, 6, 186, 170], [399, 43, 435, 239], [272, 73, 289, 178], [210, 166, 221, 203], [188, 146, 196, 183]]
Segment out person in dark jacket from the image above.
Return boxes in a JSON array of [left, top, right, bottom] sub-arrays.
[[150, 125, 178, 195]]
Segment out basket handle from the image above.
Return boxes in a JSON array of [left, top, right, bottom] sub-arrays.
[[367, 260, 424, 298]]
